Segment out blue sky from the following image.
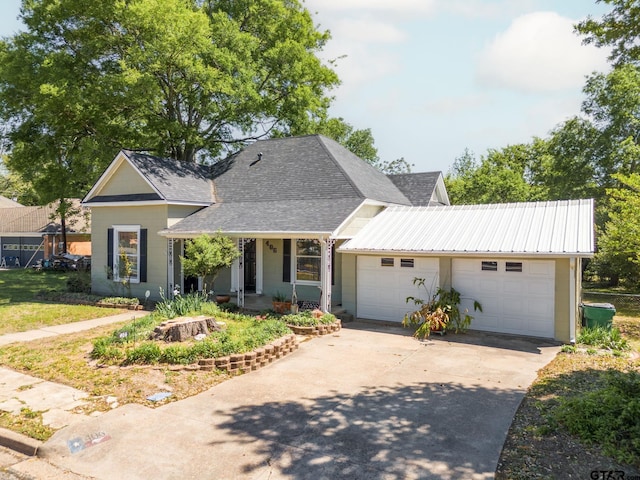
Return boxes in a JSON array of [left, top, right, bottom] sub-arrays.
[[0, 0, 612, 173]]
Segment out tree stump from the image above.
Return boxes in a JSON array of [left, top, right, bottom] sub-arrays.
[[151, 316, 222, 342]]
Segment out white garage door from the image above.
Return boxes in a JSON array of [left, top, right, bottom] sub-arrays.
[[452, 259, 555, 338], [357, 256, 439, 322]]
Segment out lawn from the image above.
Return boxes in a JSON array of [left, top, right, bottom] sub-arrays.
[[496, 308, 640, 478], [0, 268, 126, 335]]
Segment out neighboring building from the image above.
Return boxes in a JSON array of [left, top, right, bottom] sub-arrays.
[[0, 200, 91, 267], [82, 135, 594, 342]]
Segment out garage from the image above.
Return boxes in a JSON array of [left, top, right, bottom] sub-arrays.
[[357, 255, 438, 322], [340, 200, 594, 342], [452, 258, 555, 338]]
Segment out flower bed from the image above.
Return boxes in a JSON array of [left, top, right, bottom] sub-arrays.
[[197, 333, 298, 373]]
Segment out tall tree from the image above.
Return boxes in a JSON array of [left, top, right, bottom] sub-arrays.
[[594, 173, 640, 287], [445, 144, 547, 205], [576, 0, 640, 65], [0, 0, 339, 249]]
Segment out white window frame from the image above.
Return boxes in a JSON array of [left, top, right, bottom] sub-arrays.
[[292, 238, 322, 286], [113, 225, 141, 284]]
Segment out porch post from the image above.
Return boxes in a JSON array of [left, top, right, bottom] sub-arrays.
[[167, 238, 174, 296], [320, 237, 334, 313], [237, 238, 245, 308]]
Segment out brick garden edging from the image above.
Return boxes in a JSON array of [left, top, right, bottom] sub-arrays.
[[285, 319, 342, 336], [197, 333, 298, 374]]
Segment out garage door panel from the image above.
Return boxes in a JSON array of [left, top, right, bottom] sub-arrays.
[[357, 256, 438, 323], [453, 259, 555, 338]]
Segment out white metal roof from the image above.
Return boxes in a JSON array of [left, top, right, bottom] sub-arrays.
[[338, 199, 595, 257]]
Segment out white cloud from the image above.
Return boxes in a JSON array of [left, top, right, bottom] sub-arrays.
[[475, 11, 609, 93]]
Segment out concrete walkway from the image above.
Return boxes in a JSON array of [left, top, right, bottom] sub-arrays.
[[1, 317, 560, 479]]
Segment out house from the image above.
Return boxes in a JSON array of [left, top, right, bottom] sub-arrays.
[[0, 199, 91, 267], [82, 135, 594, 342]]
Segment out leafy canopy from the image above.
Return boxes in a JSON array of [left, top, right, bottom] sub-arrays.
[[180, 233, 241, 291]]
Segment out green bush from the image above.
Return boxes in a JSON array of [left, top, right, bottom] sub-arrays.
[[66, 272, 91, 293], [154, 290, 212, 318], [280, 311, 337, 326], [91, 337, 125, 362], [554, 371, 640, 465], [101, 296, 140, 305], [125, 342, 162, 364], [577, 326, 629, 351]]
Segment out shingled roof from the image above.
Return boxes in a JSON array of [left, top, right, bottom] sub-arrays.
[[163, 135, 413, 235], [210, 135, 411, 205], [387, 172, 447, 206], [0, 195, 22, 208], [84, 151, 214, 204], [0, 199, 89, 234]]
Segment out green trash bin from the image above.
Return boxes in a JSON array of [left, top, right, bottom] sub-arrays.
[[581, 302, 616, 329]]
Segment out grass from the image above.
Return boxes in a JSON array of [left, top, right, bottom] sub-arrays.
[[0, 268, 127, 335], [497, 313, 640, 478], [0, 297, 297, 441]]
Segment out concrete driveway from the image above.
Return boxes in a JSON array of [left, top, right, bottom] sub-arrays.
[[30, 322, 559, 480]]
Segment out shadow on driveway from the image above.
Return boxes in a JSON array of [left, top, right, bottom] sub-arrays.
[[213, 380, 520, 479]]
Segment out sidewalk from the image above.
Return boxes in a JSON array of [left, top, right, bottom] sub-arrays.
[[0, 310, 150, 476]]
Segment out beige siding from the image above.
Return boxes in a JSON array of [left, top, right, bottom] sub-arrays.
[[439, 257, 452, 290], [168, 205, 204, 227], [341, 253, 357, 315], [337, 204, 385, 238], [91, 205, 169, 300], [99, 160, 156, 196], [554, 258, 570, 342]]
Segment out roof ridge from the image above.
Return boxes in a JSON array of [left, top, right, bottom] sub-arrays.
[[315, 135, 367, 199]]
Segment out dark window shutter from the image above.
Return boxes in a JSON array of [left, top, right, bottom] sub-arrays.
[[107, 228, 114, 279], [283, 239, 291, 283], [140, 229, 147, 282]]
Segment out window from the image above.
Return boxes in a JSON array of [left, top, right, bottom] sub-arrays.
[[295, 239, 321, 283], [400, 258, 414, 268], [113, 226, 140, 283], [381, 258, 394, 267], [506, 262, 523, 272], [481, 261, 498, 271]]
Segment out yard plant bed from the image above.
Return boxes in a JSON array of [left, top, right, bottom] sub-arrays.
[[496, 316, 640, 478]]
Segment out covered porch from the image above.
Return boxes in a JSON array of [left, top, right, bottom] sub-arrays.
[[164, 235, 339, 314]]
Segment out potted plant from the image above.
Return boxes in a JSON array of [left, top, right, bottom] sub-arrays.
[[272, 291, 291, 314], [403, 277, 482, 339]]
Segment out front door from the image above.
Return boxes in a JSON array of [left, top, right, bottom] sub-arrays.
[[244, 239, 256, 293]]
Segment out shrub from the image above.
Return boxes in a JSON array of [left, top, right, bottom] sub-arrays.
[[577, 326, 629, 351], [91, 337, 125, 362], [154, 290, 211, 319], [125, 342, 162, 364], [66, 272, 91, 293], [554, 371, 640, 465], [280, 311, 337, 327], [101, 296, 140, 305]]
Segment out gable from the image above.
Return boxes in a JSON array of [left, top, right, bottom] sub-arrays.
[[98, 159, 157, 197], [387, 172, 450, 206], [83, 150, 213, 206]]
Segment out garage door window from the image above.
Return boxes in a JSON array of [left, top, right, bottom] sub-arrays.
[[481, 261, 497, 271], [506, 262, 523, 272], [381, 258, 394, 267], [400, 258, 415, 268]]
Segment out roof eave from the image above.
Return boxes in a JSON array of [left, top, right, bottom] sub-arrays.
[[158, 230, 333, 239], [337, 248, 595, 258]]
